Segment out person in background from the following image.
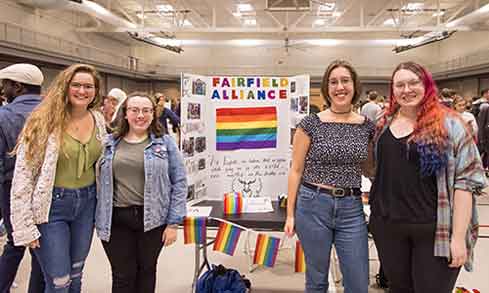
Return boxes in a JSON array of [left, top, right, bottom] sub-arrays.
[[0, 86, 5, 236], [96, 92, 187, 293], [361, 90, 382, 122], [439, 88, 455, 108], [452, 95, 478, 140], [472, 88, 489, 118], [0, 63, 45, 293], [155, 93, 180, 134], [477, 105, 489, 169], [9, 64, 107, 293], [284, 60, 374, 293], [369, 61, 487, 293], [102, 88, 127, 124]]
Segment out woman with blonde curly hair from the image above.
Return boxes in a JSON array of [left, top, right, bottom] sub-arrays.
[[9, 63, 107, 293]]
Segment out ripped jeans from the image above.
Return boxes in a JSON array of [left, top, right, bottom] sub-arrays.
[[34, 184, 96, 293]]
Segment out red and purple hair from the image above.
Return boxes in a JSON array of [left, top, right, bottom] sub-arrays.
[[378, 61, 450, 176]]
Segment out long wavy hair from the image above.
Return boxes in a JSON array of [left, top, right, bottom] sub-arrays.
[[112, 92, 163, 139], [378, 61, 450, 176], [16, 64, 102, 170]]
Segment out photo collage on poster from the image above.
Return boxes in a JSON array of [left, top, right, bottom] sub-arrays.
[[181, 74, 209, 201], [289, 77, 310, 145]]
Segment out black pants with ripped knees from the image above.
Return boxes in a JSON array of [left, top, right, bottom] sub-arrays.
[[101, 206, 166, 293]]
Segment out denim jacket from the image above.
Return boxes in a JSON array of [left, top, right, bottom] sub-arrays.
[[95, 133, 187, 242]]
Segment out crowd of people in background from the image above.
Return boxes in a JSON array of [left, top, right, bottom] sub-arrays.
[[0, 63, 186, 293], [0, 60, 488, 293]]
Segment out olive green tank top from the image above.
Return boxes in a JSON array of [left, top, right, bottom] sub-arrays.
[[54, 128, 102, 189]]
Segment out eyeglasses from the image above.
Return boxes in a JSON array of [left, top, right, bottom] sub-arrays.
[[328, 77, 353, 87], [70, 83, 95, 91], [127, 107, 154, 116], [393, 79, 423, 91]]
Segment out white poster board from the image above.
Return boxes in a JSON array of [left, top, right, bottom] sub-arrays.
[[181, 74, 309, 201]]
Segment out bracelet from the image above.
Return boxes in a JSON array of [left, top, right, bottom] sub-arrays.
[[167, 224, 179, 229]]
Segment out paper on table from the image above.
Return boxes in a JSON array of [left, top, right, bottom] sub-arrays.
[[243, 197, 274, 213], [186, 206, 213, 217]]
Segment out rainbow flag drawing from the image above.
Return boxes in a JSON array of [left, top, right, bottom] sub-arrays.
[[253, 234, 280, 267], [216, 107, 277, 151], [213, 222, 243, 256], [183, 217, 207, 245], [295, 240, 306, 273], [223, 192, 243, 214]]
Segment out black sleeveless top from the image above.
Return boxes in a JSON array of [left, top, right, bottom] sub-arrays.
[[369, 128, 438, 223]]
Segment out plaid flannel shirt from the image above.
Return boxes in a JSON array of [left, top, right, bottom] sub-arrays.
[[376, 114, 487, 271]]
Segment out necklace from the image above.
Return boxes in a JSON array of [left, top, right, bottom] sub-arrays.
[[329, 108, 351, 115]]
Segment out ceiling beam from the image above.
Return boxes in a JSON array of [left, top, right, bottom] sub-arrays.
[[446, 2, 470, 23], [367, 0, 398, 26], [360, 2, 365, 27], [266, 10, 284, 28], [332, 0, 355, 26], [291, 11, 308, 28], [114, 25, 471, 33]]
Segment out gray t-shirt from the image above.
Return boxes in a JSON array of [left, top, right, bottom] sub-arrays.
[[113, 138, 149, 207], [360, 101, 382, 122]]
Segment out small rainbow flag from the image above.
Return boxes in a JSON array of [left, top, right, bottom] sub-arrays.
[[253, 234, 280, 267], [295, 240, 306, 273], [183, 217, 207, 245], [456, 288, 480, 293], [213, 222, 243, 256], [216, 107, 277, 151], [224, 192, 243, 214]]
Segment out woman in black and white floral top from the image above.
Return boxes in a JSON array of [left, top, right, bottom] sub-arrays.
[[284, 59, 374, 293]]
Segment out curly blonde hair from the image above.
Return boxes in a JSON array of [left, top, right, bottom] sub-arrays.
[[16, 63, 102, 169]]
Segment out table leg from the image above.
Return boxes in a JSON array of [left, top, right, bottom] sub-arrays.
[[191, 237, 215, 292], [191, 244, 201, 292]]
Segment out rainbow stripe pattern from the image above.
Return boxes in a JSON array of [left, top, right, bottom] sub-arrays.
[[183, 217, 207, 245], [223, 192, 243, 215], [253, 233, 280, 267], [213, 222, 243, 256], [216, 107, 277, 151], [295, 240, 306, 273]]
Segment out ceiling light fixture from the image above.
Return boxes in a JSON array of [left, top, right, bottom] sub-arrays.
[[156, 4, 174, 13], [182, 19, 192, 27], [393, 30, 455, 53], [383, 18, 397, 26], [313, 19, 327, 27], [243, 18, 257, 26], [128, 32, 184, 53], [401, 2, 424, 14], [318, 3, 335, 12], [237, 3, 254, 12]]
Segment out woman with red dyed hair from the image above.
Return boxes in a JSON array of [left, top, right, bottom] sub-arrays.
[[369, 61, 487, 292]]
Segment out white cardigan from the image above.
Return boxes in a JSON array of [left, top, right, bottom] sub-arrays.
[[10, 110, 107, 246]]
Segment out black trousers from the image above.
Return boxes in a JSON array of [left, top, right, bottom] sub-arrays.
[[370, 218, 460, 293], [0, 181, 45, 293], [102, 206, 166, 293]]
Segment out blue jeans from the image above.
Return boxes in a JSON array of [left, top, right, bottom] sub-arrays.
[[295, 184, 369, 293], [34, 184, 96, 293], [0, 181, 45, 293]]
